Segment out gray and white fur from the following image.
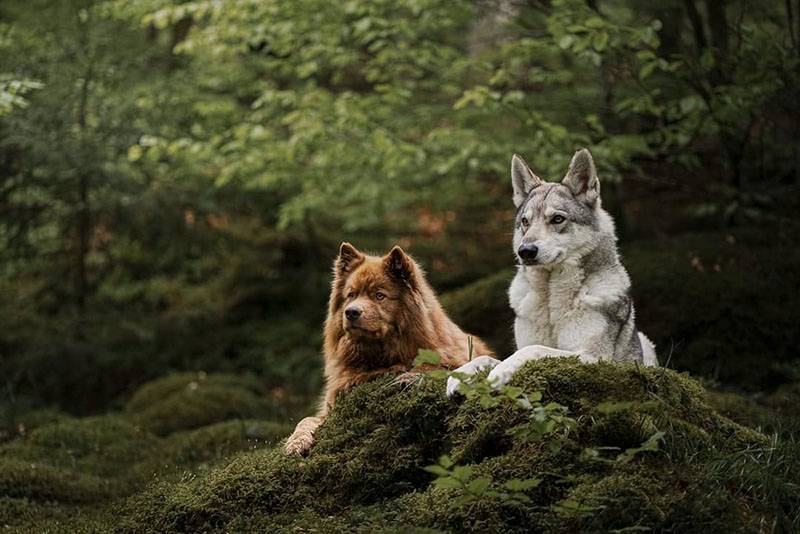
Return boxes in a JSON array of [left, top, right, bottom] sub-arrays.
[[447, 149, 657, 396]]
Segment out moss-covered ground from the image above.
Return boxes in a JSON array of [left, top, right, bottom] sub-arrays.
[[0, 373, 292, 532], [3, 362, 797, 533]]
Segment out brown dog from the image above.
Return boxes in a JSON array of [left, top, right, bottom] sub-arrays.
[[284, 243, 493, 455]]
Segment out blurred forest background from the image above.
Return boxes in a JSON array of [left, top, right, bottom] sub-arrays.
[[2, 0, 799, 427]]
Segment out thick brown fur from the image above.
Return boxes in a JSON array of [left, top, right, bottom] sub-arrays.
[[284, 243, 492, 455]]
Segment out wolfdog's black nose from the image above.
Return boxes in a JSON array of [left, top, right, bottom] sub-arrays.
[[517, 244, 539, 263], [345, 307, 361, 321]]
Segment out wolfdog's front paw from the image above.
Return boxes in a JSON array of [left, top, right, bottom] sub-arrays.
[[446, 355, 501, 397], [486, 363, 517, 388], [486, 345, 558, 388], [445, 375, 464, 398]]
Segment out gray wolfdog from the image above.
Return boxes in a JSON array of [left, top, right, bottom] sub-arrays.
[[447, 149, 657, 396]]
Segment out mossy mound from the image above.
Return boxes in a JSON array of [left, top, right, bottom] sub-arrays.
[[0, 458, 115, 504], [1, 415, 160, 479], [0, 497, 115, 533], [161, 419, 292, 467], [120, 359, 795, 533], [125, 372, 281, 436], [0, 417, 291, 526]]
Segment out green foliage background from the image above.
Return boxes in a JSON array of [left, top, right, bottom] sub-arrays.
[[1, 0, 799, 417], [1, 2, 800, 531]]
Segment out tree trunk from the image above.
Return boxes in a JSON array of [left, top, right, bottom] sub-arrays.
[[75, 59, 94, 312], [705, 0, 728, 55], [682, 0, 707, 50]]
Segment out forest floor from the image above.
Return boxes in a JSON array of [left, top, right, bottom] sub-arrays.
[[2, 359, 798, 533]]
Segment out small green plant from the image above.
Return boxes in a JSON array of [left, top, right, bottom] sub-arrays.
[[412, 349, 444, 369], [550, 497, 604, 517], [582, 400, 665, 465], [507, 399, 577, 453], [443, 359, 577, 449], [580, 430, 664, 464], [424, 455, 540, 506], [416, 349, 577, 505]]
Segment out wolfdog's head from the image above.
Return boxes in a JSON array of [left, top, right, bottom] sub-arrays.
[[511, 149, 610, 267], [328, 243, 423, 342]]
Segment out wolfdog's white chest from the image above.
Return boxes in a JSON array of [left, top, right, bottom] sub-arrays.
[[509, 264, 590, 350]]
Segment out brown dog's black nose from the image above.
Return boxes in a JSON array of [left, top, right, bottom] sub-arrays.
[[517, 244, 538, 263], [345, 307, 361, 321]]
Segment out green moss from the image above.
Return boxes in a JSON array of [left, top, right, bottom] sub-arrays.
[[0, 497, 116, 533], [120, 359, 791, 533], [3, 360, 793, 532], [0, 458, 115, 503], [1, 415, 160, 479], [13, 408, 72, 432], [160, 420, 292, 467], [125, 372, 280, 436]]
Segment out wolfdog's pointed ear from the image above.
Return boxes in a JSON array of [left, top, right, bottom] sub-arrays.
[[384, 246, 416, 288], [336, 242, 364, 275], [511, 154, 543, 208], [562, 148, 600, 205]]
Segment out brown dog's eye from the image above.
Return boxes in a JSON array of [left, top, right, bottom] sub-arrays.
[[347, 291, 355, 299], [550, 215, 566, 224], [375, 291, 386, 301]]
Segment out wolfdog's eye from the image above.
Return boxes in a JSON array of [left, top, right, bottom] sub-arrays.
[[375, 291, 386, 301], [520, 216, 529, 226], [550, 214, 566, 224]]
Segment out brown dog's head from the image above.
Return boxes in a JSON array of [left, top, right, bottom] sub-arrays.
[[330, 242, 421, 341]]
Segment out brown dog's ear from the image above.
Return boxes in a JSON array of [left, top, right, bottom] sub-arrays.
[[336, 242, 364, 275], [384, 246, 416, 288]]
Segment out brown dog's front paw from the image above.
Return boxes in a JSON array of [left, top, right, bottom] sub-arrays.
[[284, 432, 314, 456], [283, 416, 322, 456], [394, 371, 424, 386]]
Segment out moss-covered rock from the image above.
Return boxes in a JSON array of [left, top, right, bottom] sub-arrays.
[[125, 372, 281, 436], [119, 359, 795, 533]]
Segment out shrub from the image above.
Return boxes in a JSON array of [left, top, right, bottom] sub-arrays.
[[625, 228, 800, 390]]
